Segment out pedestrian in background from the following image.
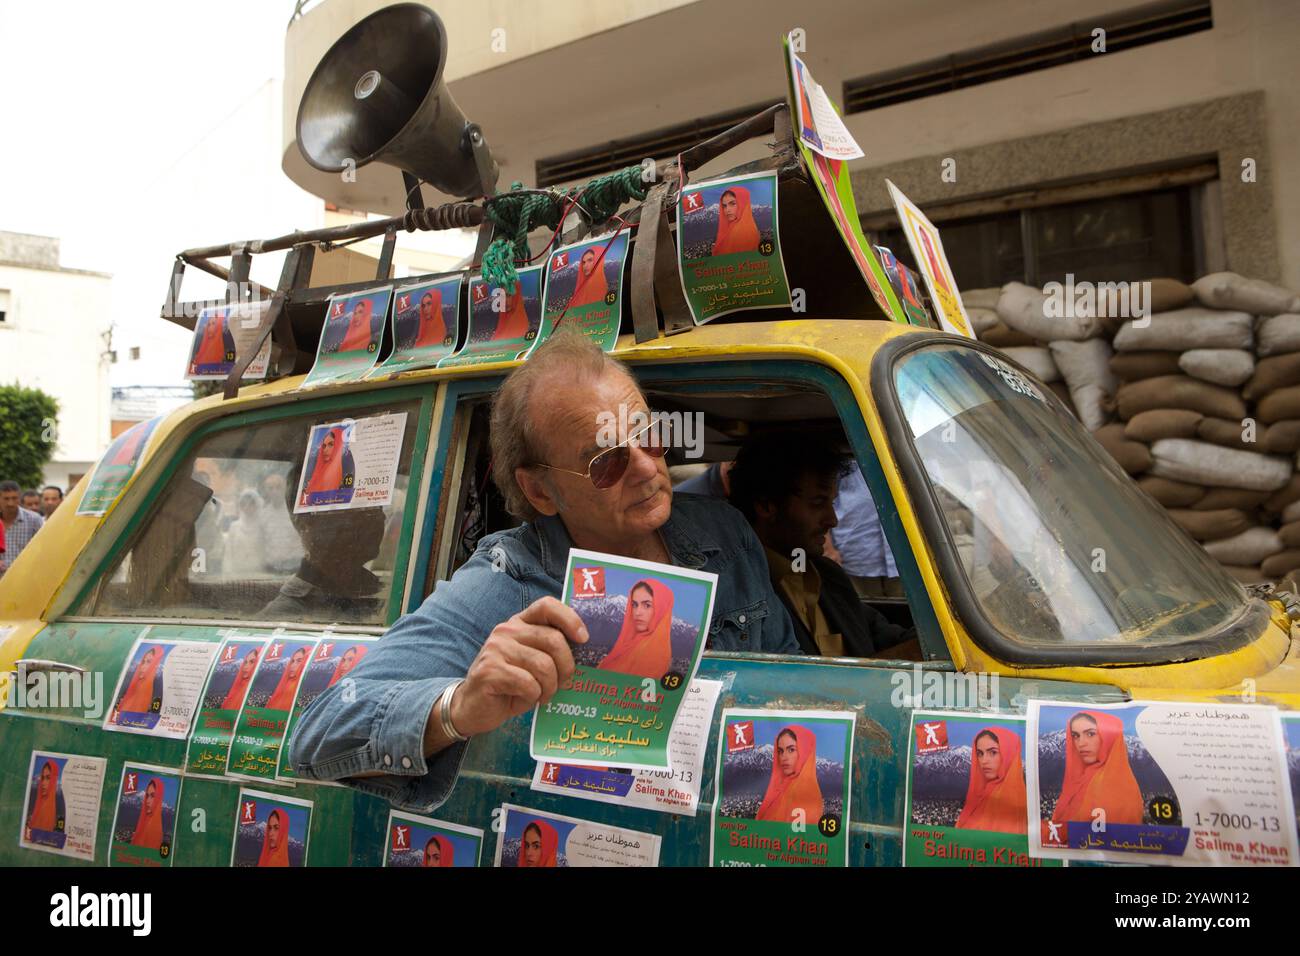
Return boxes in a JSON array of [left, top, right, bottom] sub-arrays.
[[0, 480, 45, 575], [40, 485, 64, 518]]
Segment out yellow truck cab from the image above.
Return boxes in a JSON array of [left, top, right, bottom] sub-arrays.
[[2, 318, 1296, 866]]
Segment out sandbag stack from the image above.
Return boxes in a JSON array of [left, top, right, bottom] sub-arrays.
[[972, 271, 1300, 585]]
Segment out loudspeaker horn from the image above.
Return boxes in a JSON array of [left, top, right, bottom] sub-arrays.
[[296, 3, 496, 199]]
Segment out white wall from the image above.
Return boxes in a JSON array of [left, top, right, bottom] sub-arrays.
[[0, 261, 112, 484]]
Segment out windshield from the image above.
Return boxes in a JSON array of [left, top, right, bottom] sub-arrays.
[[892, 343, 1247, 649]]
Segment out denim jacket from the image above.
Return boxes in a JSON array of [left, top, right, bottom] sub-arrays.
[[289, 492, 799, 811]]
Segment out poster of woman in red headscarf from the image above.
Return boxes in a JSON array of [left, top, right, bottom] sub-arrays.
[[276, 637, 378, 782], [380, 275, 461, 374], [187, 308, 237, 376], [676, 171, 791, 324], [903, 712, 1052, 867], [77, 417, 163, 516], [383, 810, 485, 868], [438, 266, 545, 367], [530, 232, 630, 355], [20, 750, 106, 860], [303, 285, 393, 387], [109, 764, 181, 867], [226, 636, 318, 781], [185, 637, 266, 777], [107, 642, 169, 730], [105, 636, 218, 738], [531, 550, 715, 772], [1051, 709, 1146, 828], [494, 804, 660, 867], [231, 789, 312, 867], [712, 709, 854, 867], [297, 422, 357, 509]]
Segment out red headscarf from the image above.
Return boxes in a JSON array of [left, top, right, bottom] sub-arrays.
[[412, 289, 447, 349], [1052, 710, 1144, 827], [491, 286, 531, 341], [338, 298, 377, 353], [517, 819, 559, 867], [109, 426, 148, 467], [566, 247, 609, 310], [422, 834, 454, 867], [265, 648, 308, 712], [256, 808, 292, 867], [599, 579, 674, 680], [327, 645, 368, 687], [118, 646, 164, 715], [712, 186, 761, 256], [26, 760, 60, 833], [955, 727, 1028, 834], [221, 648, 260, 710], [304, 427, 346, 496], [756, 725, 824, 824], [192, 312, 227, 369], [130, 777, 166, 849]]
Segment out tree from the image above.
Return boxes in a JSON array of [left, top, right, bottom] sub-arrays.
[[0, 384, 60, 488]]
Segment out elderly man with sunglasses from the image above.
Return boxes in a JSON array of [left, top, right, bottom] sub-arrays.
[[291, 330, 798, 811]]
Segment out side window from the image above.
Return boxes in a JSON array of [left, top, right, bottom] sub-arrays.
[[83, 400, 422, 626]]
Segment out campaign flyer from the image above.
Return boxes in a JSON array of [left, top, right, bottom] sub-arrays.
[[875, 245, 933, 328], [185, 300, 272, 380], [103, 634, 218, 738], [277, 637, 378, 782], [184, 635, 267, 777], [1027, 700, 1299, 866], [531, 678, 722, 815], [903, 711, 1059, 867], [1282, 713, 1300, 844], [384, 810, 484, 868], [19, 750, 107, 861], [886, 179, 975, 338], [530, 231, 629, 352], [108, 763, 182, 867], [677, 172, 792, 324], [788, 43, 863, 161], [529, 548, 715, 771], [292, 411, 407, 514], [711, 708, 855, 867], [230, 788, 312, 867], [76, 416, 162, 516], [782, 36, 906, 326], [302, 284, 393, 387], [438, 265, 543, 367], [369, 274, 463, 375], [494, 803, 660, 867], [226, 635, 319, 782]]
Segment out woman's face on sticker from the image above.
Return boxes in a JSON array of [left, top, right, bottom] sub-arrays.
[[975, 733, 1001, 781], [240, 650, 258, 677], [424, 839, 440, 866], [523, 825, 542, 865], [777, 731, 799, 777], [630, 584, 654, 635], [267, 811, 281, 849], [320, 432, 336, 461], [287, 648, 307, 679], [581, 249, 597, 276], [1070, 716, 1101, 765], [720, 191, 739, 222], [144, 781, 158, 814], [39, 764, 51, 795]]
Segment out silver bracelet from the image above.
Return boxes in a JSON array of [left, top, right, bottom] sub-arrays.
[[439, 679, 468, 742]]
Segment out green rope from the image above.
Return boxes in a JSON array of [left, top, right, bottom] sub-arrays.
[[480, 167, 648, 292]]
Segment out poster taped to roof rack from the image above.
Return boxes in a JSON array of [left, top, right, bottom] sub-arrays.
[[277, 636, 379, 783], [528, 231, 630, 353], [886, 179, 975, 338], [225, 634, 320, 783], [711, 708, 855, 867], [531, 677, 723, 815], [903, 710, 1060, 867], [231, 788, 313, 867], [876, 246, 934, 328], [782, 36, 908, 326], [19, 750, 106, 861], [76, 416, 162, 516], [103, 633, 219, 739], [1026, 699, 1298, 866], [529, 549, 715, 771], [494, 803, 661, 867], [676, 172, 793, 324], [438, 265, 543, 367], [788, 43, 864, 161], [302, 284, 393, 387], [368, 274, 463, 376], [185, 300, 272, 380], [185, 635, 268, 778], [292, 411, 406, 514], [109, 763, 182, 867], [384, 810, 484, 867]]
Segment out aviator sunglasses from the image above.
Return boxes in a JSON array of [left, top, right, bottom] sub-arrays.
[[532, 416, 674, 489]]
